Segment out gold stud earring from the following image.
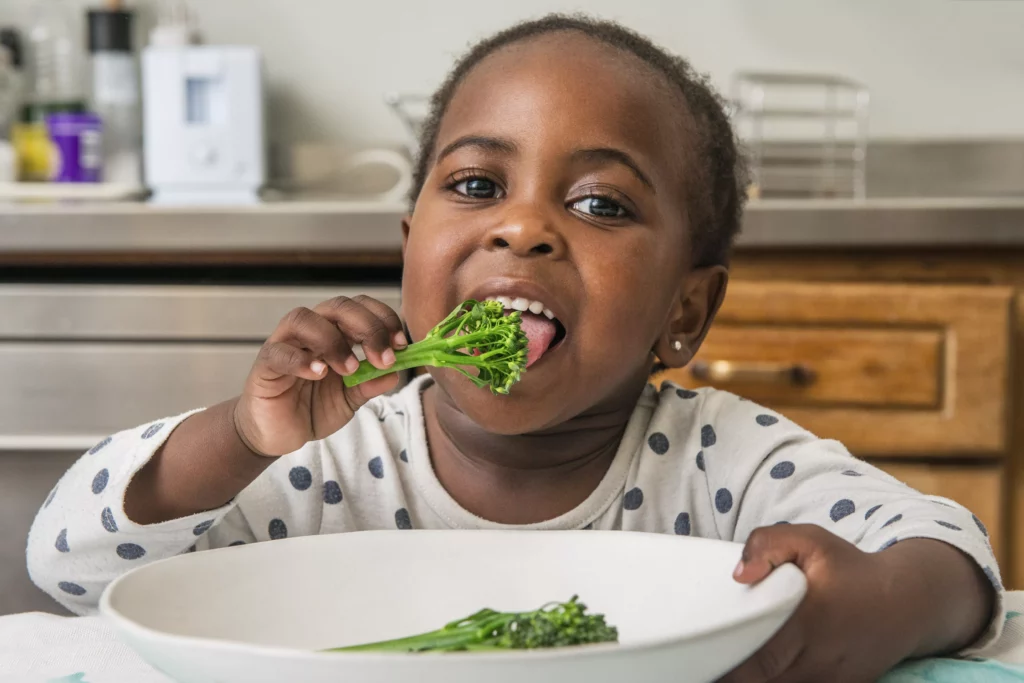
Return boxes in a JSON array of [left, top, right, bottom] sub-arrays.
[[672, 340, 682, 352]]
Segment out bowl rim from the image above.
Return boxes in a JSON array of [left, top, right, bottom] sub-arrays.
[[99, 529, 808, 663]]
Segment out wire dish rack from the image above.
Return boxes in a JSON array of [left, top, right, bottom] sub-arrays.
[[385, 92, 431, 159], [731, 72, 870, 199]]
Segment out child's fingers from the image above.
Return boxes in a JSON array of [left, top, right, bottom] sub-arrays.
[[269, 307, 358, 376], [254, 342, 324, 382], [733, 524, 828, 585], [313, 297, 398, 370], [348, 295, 408, 349], [716, 611, 807, 683]]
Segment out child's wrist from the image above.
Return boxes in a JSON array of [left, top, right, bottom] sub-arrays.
[[874, 538, 995, 658]]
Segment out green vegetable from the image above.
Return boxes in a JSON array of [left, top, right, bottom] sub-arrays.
[[342, 299, 528, 395], [326, 596, 618, 653]]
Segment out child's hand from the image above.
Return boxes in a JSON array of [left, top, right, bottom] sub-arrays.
[[233, 296, 407, 457], [719, 524, 993, 683]]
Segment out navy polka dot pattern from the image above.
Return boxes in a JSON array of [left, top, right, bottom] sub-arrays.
[[676, 388, 698, 399], [229, 541, 246, 547], [974, 514, 989, 537], [878, 538, 899, 552], [647, 432, 670, 455], [755, 415, 779, 427], [623, 487, 644, 511], [101, 507, 118, 533], [770, 461, 795, 479], [715, 488, 733, 514], [696, 451, 705, 471], [268, 518, 288, 540], [399, 449, 408, 463], [55, 528, 69, 553], [288, 466, 312, 491], [116, 543, 146, 560], [87, 436, 112, 455], [842, 470, 862, 477], [395, 508, 412, 530], [774, 521, 791, 525], [881, 514, 903, 529], [323, 480, 343, 505], [141, 423, 164, 440], [830, 499, 856, 522], [368, 456, 385, 479], [674, 512, 691, 536], [192, 520, 214, 536], [58, 581, 86, 596], [936, 520, 962, 531], [91, 469, 109, 495], [865, 504, 882, 519], [701, 425, 717, 448], [983, 566, 1002, 591], [44, 486, 58, 508]]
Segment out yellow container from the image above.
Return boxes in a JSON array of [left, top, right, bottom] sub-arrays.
[[11, 122, 55, 181]]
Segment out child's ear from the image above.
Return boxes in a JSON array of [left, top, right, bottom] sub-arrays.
[[654, 266, 728, 368]]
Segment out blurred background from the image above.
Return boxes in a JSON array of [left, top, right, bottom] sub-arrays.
[[1, 0, 1023, 616]]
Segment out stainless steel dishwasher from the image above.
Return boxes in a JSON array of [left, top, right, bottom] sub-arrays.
[[0, 281, 402, 615]]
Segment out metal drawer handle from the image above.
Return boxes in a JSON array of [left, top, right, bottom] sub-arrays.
[[689, 360, 817, 387]]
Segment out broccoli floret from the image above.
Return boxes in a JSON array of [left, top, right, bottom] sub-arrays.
[[342, 299, 528, 395], [326, 596, 618, 653]]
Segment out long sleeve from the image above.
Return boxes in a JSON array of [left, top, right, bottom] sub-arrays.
[[693, 390, 1004, 652], [25, 385, 421, 616], [27, 411, 265, 615]]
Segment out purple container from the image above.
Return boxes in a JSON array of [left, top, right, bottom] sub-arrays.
[[46, 113, 103, 183]]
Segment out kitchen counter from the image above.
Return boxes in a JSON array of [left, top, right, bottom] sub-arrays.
[[2, 196, 1024, 256]]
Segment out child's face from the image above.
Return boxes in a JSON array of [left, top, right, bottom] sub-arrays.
[[402, 33, 720, 434]]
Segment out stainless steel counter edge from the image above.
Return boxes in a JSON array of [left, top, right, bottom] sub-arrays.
[[3, 197, 1024, 252]]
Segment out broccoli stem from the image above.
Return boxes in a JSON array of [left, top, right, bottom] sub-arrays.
[[324, 597, 619, 653], [342, 315, 525, 391]]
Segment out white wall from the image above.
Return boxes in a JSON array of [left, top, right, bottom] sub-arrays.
[[2, 0, 1023, 146]]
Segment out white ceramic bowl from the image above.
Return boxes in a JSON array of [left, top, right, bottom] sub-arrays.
[[100, 530, 806, 683]]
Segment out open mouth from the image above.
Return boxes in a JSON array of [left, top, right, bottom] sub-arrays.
[[485, 295, 567, 367]]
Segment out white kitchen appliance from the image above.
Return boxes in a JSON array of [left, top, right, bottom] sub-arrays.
[[142, 46, 265, 204]]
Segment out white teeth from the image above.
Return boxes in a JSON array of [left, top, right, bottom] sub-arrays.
[[485, 294, 558, 321]]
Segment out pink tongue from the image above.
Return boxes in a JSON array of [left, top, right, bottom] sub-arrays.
[[519, 312, 557, 367]]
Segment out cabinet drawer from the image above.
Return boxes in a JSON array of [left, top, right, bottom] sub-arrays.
[[0, 342, 260, 451], [655, 281, 1012, 455], [871, 461, 1004, 568]]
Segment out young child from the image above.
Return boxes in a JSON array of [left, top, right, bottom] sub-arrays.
[[28, 15, 1000, 682]]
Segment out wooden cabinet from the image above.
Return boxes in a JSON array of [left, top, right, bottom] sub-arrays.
[[656, 281, 1012, 455], [654, 280, 1013, 572]]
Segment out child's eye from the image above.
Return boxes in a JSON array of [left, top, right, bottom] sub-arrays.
[[570, 196, 631, 219], [451, 177, 504, 200]]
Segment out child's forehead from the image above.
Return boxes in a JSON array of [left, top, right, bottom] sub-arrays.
[[438, 33, 689, 177]]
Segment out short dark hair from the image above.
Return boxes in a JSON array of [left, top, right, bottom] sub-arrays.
[[409, 13, 748, 267]]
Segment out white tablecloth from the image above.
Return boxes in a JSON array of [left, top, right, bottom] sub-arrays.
[[2, 593, 1024, 683]]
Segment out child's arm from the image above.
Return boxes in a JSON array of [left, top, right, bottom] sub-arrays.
[[26, 296, 406, 615], [125, 296, 407, 524], [699, 398, 1000, 682]]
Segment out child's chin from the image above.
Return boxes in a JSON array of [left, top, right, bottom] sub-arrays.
[[436, 375, 567, 435]]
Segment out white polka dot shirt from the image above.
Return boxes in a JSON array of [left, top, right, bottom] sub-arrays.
[[27, 376, 1005, 650]]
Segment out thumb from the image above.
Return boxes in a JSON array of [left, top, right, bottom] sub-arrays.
[[733, 524, 823, 585], [343, 373, 401, 413]]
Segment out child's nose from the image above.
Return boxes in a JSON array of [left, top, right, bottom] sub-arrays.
[[485, 208, 567, 259]]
